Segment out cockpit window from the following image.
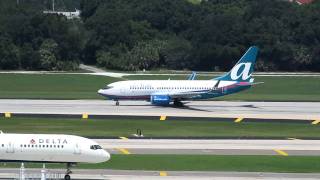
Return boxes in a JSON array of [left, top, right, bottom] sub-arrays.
[[90, 145, 102, 150], [103, 86, 113, 90]]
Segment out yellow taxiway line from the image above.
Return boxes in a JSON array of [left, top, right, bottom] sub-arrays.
[[312, 120, 320, 125], [119, 136, 128, 140], [159, 171, 167, 176], [234, 117, 244, 123], [274, 149, 288, 156], [116, 148, 131, 155]]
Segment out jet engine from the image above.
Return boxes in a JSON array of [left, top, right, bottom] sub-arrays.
[[150, 95, 171, 105]]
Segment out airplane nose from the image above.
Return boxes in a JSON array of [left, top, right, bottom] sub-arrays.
[[103, 150, 111, 162], [97, 89, 104, 95]]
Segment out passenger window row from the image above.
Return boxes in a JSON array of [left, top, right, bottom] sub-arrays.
[[19, 144, 64, 148], [130, 87, 210, 90], [130, 86, 153, 90]]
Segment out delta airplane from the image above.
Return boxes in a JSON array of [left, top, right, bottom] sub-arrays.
[[0, 132, 110, 180], [98, 46, 259, 106]]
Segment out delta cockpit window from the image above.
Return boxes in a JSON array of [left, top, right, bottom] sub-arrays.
[[103, 85, 113, 90], [90, 145, 102, 150]]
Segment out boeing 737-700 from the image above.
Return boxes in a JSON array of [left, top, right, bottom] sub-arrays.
[[0, 132, 110, 180], [98, 46, 259, 106]]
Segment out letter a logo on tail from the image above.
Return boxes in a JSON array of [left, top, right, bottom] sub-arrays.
[[215, 46, 258, 82], [230, 63, 252, 81]]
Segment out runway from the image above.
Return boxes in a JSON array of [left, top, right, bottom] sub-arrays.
[[1, 168, 320, 179], [1, 100, 320, 179], [0, 99, 319, 120], [98, 139, 320, 156]]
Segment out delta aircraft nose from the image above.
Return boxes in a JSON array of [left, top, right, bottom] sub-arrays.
[[97, 89, 104, 95], [103, 150, 111, 162]]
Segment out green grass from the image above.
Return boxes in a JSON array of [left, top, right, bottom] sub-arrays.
[[187, 0, 202, 5], [0, 73, 320, 101], [84, 155, 320, 172], [1, 117, 320, 138], [2, 155, 320, 173], [0, 74, 120, 99]]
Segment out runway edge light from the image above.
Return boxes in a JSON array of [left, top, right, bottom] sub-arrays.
[[4, 112, 11, 118], [234, 117, 244, 123], [311, 120, 320, 125], [82, 113, 89, 119], [160, 116, 167, 121], [160, 171, 168, 176]]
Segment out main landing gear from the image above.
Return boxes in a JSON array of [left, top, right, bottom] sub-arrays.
[[173, 100, 184, 107], [64, 163, 74, 180], [115, 100, 119, 106]]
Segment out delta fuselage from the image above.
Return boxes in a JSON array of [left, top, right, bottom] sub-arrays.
[[0, 133, 110, 163]]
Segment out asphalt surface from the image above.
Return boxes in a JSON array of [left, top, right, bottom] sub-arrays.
[[1, 99, 320, 179], [98, 139, 320, 156], [1, 168, 320, 180], [1, 100, 320, 120]]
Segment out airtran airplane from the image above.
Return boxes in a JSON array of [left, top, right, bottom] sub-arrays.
[[98, 46, 259, 106], [0, 132, 110, 180]]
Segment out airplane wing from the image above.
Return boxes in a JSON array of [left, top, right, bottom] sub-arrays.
[[152, 80, 221, 99], [168, 90, 211, 99], [236, 81, 264, 86]]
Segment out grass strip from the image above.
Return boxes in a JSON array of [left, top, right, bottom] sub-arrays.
[[0, 117, 320, 138], [0, 74, 320, 101], [0, 74, 119, 99], [1, 155, 320, 173]]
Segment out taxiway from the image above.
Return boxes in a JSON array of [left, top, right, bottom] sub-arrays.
[[99, 139, 320, 156], [1, 169, 320, 180], [0, 99, 319, 120]]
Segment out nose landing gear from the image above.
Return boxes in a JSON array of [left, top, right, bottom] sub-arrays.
[[64, 163, 74, 180], [64, 174, 71, 180]]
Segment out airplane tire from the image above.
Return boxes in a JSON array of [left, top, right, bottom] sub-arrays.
[[173, 100, 183, 107], [64, 174, 71, 180], [116, 101, 119, 106]]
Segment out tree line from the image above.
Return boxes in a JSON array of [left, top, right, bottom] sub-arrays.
[[0, 0, 320, 71]]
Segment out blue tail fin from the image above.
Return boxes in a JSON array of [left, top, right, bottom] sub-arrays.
[[215, 46, 258, 82]]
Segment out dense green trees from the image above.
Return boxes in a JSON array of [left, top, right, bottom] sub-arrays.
[[0, 0, 320, 71], [81, 0, 320, 71], [0, 0, 82, 70]]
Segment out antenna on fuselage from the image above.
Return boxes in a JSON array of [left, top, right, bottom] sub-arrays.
[[214, 80, 220, 88]]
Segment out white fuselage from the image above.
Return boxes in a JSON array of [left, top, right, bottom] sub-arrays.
[[98, 80, 236, 100], [97, 46, 258, 103], [0, 133, 110, 163]]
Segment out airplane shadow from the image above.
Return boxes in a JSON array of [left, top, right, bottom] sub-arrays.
[[173, 105, 213, 112], [112, 102, 259, 112], [161, 103, 260, 112], [149, 103, 213, 112]]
